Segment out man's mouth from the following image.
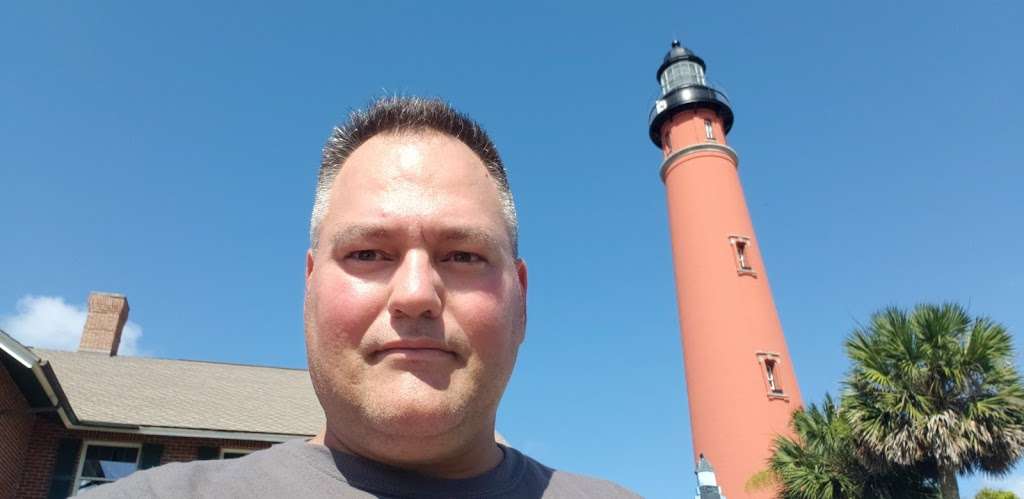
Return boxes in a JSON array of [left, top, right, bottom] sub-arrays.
[[374, 339, 456, 361]]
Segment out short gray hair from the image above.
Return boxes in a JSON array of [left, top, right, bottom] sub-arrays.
[[310, 96, 518, 255]]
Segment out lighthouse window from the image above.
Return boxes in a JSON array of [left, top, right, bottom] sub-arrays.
[[660, 62, 706, 94], [728, 236, 756, 276], [704, 119, 715, 141], [756, 352, 788, 399], [765, 360, 779, 392]]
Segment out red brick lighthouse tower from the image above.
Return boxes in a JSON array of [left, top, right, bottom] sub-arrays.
[[648, 41, 803, 497]]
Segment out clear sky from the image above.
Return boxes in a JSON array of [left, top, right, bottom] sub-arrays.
[[2, 1, 1022, 497]]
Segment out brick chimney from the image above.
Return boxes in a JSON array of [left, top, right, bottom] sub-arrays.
[[78, 292, 129, 356]]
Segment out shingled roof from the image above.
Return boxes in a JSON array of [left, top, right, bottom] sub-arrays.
[[32, 348, 324, 438]]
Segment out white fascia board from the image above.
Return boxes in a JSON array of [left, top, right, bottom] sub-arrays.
[[0, 330, 39, 368], [66, 422, 313, 443], [0, 332, 62, 408]]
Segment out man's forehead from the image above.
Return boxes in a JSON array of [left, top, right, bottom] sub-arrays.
[[329, 131, 498, 204], [341, 131, 484, 177], [319, 131, 514, 255]]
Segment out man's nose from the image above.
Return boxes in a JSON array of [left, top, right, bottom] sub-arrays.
[[387, 251, 443, 319]]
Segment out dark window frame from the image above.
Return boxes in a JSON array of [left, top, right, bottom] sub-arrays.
[[219, 448, 254, 460], [72, 441, 141, 495]]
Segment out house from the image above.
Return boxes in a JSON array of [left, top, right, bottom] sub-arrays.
[[1, 292, 325, 498]]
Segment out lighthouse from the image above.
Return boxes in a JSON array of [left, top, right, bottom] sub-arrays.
[[648, 41, 802, 497]]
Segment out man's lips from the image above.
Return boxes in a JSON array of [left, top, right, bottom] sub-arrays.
[[373, 340, 456, 361]]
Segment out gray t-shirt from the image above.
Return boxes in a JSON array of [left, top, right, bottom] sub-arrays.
[[78, 440, 640, 498]]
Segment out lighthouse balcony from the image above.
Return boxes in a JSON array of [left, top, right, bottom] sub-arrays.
[[648, 84, 734, 147]]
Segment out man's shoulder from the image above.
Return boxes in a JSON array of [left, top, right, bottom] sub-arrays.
[[544, 468, 642, 499], [78, 441, 640, 499], [513, 448, 641, 498], [77, 440, 335, 499], [76, 455, 234, 498]]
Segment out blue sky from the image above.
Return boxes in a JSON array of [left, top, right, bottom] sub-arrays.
[[2, 1, 1021, 497]]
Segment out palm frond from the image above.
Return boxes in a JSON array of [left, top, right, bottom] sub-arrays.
[[842, 303, 1024, 485]]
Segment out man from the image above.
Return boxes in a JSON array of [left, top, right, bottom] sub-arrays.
[[81, 97, 639, 498]]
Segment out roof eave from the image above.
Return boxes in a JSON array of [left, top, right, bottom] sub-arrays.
[[64, 421, 313, 443], [0, 328, 41, 369], [1, 330, 81, 423]]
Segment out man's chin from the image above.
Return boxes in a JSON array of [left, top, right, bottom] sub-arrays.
[[355, 376, 465, 432], [364, 398, 467, 437]]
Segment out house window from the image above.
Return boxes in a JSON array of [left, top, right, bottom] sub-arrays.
[[756, 352, 788, 399], [728, 236, 757, 276], [704, 119, 715, 141], [73, 442, 140, 494], [220, 448, 253, 459]]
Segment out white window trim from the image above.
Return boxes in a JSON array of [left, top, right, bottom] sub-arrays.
[[728, 235, 758, 277], [219, 448, 254, 459], [755, 352, 790, 400], [72, 440, 142, 496]]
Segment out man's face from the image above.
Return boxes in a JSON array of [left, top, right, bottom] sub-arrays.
[[304, 132, 527, 441]]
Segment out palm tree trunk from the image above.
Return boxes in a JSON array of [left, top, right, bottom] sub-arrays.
[[938, 466, 960, 499]]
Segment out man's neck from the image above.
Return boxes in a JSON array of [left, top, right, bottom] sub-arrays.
[[310, 425, 504, 479]]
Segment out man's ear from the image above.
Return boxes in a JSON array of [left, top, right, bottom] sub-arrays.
[[306, 249, 315, 284], [516, 258, 528, 336], [515, 258, 528, 297]]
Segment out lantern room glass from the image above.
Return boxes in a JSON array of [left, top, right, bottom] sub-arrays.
[[660, 61, 706, 94]]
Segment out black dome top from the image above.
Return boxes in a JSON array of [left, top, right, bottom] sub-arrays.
[[656, 40, 706, 81]]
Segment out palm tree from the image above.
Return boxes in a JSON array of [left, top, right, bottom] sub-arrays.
[[975, 489, 1019, 499], [843, 303, 1024, 499], [753, 394, 936, 498]]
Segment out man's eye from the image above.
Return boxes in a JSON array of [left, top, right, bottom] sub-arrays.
[[347, 250, 387, 261], [445, 251, 484, 264]]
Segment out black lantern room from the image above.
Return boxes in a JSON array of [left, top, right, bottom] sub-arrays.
[[648, 41, 734, 147]]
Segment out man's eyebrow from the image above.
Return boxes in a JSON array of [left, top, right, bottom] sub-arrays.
[[328, 225, 393, 248], [327, 225, 506, 250], [435, 227, 504, 249]]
